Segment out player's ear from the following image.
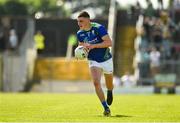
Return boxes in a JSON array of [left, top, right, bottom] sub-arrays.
[[86, 18, 90, 22]]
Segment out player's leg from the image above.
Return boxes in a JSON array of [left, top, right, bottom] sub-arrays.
[[104, 73, 113, 90], [102, 58, 114, 105], [104, 73, 113, 105], [90, 66, 110, 116], [90, 66, 104, 102]]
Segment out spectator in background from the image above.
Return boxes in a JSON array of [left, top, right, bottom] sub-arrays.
[[9, 29, 18, 52], [132, 1, 143, 17], [144, 0, 155, 18], [150, 47, 161, 77], [134, 27, 150, 82], [161, 37, 173, 60], [152, 18, 163, 47], [158, 0, 163, 10], [134, 48, 150, 82], [143, 15, 158, 44], [66, 33, 77, 60], [0, 24, 5, 52], [135, 1, 143, 15], [34, 31, 45, 56], [161, 11, 173, 59], [173, 0, 180, 10]]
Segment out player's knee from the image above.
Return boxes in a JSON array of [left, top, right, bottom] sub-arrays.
[[93, 81, 101, 88]]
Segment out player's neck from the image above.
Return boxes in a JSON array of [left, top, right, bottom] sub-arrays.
[[83, 23, 91, 31]]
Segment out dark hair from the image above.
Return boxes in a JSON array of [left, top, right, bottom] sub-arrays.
[[78, 11, 90, 18]]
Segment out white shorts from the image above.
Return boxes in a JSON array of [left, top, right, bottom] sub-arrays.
[[88, 58, 113, 74]]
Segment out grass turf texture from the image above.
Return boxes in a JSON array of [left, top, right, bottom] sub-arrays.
[[0, 93, 180, 122]]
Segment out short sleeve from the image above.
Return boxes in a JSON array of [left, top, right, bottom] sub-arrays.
[[97, 25, 108, 38]]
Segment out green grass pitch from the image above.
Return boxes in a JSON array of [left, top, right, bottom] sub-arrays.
[[0, 93, 180, 122]]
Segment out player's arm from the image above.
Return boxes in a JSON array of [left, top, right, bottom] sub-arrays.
[[84, 35, 112, 50], [92, 35, 112, 48]]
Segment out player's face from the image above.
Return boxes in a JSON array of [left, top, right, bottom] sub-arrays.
[[77, 17, 90, 30]]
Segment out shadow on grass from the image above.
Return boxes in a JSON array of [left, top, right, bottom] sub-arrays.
[[97, 114, 133, 118], [112, 114, 133, 118]]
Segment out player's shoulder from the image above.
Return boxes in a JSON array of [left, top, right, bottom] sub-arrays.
[[77, 30, 85, 36], [91, 22, 103, 29], [77, 30, 84, 34], [77, 30, 86, 38]]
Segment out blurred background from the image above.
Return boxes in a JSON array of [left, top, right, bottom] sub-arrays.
[[0, 0, 180, 94]]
